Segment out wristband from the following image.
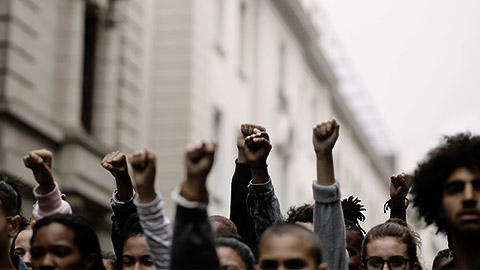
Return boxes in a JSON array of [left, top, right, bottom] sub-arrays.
[[250, 164, 268, 169], [383, 198, 409, 213], [112, 190, 135, 205]]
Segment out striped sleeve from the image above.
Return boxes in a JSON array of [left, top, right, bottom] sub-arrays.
[[135, 193, 172, 270]]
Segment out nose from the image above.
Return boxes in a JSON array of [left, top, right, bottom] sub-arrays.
[[132, 262, 143, 270], [23, 251, 32, 267], [38, 253, 55, 269], [462, 183, 476, 206]]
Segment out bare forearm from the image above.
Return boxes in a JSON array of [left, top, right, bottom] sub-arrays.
[[251, 167, 270, 185], [316, 153, 335, 186], [115, 174, 134, 201]]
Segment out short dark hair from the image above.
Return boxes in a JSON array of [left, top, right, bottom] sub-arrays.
[[285, 203, 313, 224], [0, 174, 29, 230], [411, 133, 480, 233], [361, 218, 422, 270], [215, 236, 255, 270], [210, 215, 238, 236], [31, 213, 105, 270], [259, 223, 323, 265]]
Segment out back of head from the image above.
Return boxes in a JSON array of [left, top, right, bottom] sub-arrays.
[[285, 203, 313, 224], [259, 223, 323, 265], [32, 213, 105, 270], [411, 132, 480, 233], [362, 218, 422, 269], [210, 215, 238, 236], [342, 196, 366, 242], [215, 236, 255, 270]]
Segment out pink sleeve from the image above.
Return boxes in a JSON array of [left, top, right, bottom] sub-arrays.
[[32, 182, 72, 220]]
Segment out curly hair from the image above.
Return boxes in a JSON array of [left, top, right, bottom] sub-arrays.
[[342, 196, 366, 242], [411, 132, 480, 233], [285, 203, 313, 224]]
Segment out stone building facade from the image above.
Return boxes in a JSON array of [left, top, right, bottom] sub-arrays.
[[0, 0, 400, 251]]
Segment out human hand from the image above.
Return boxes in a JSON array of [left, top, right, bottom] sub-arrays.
[[244, 131, 272, 168], [23, 149, 55, 194], [390, 173, 413, 201], [237, 124, 266, 163], [181, 142, 216, 201], [101, 151, 130, 180], [312, 119, 340, 156], [129, 149, 156, 203]]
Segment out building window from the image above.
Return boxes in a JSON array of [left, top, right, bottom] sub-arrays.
[[81, 2, 99, 133], [237, 0, 246, 76], [277, 41, 287, 110], [215, 0, 224, 47]]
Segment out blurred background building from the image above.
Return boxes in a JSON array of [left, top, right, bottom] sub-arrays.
[[0, 0, 442, 261]]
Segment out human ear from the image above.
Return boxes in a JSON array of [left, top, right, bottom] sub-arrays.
[[83, 253, 96, 269], [413, 261, 419, 270], [8, 215, 21, 238], [317, 262, 328, 270]]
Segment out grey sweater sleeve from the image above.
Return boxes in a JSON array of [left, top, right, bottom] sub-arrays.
[[247, 179, 284, 240], [312, 180, 348, 270], [135, 193, 172, 270]]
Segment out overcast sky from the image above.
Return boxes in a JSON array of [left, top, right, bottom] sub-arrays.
[[322, 0, 480, 171]]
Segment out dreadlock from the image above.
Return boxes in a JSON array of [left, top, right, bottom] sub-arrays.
[[342, 196, 366, 241]]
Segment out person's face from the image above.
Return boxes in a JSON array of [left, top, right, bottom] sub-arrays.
[[441, 167, 480, 234], [122, 235, 153, 270], [14, 229, 33, 268], [363, 236, 417, 270], [30, 223, 93, 270], [256, 234, 326, 270], [216, 246, 247, 270], [346, 229, 361, 270]]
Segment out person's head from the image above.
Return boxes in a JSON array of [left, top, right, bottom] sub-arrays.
[[411, 133, 480, 235], [257, 223, 326, 270], [0, 175, 27, 253], [432, 249, 453, 270], [285, 203, 314, 231], [118, 213, 153, 270], [361, 218, 421, 270], [13, 219, 35, 269], [342, 196, 366, 270], [210, 215, 238, 236], [30, 213, 105, 270], [215, 236, 255, 270], [102, 250, 117, 270]]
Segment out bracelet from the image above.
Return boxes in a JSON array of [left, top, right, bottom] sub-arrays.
[[383, 198, 409, 213], [112, 190, 136, 205], [250, 164, 268, 169]]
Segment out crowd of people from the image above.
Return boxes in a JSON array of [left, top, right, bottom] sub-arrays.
[[1, 118, 480, 269]]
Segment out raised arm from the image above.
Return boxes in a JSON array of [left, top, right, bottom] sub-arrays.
[[23, 149, 72, 220], [312, 119, 348, 270], [313, 119, 339, 186], [129, 149, 172, 270], [170, 142, 220, 269], [386, 173, 413, 221], [230, 123, 266, 255], [244, 129, 283, 239], [101, 151, 137, 258]]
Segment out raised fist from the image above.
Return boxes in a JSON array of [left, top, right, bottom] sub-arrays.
[[312, 119, 340, 155]]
